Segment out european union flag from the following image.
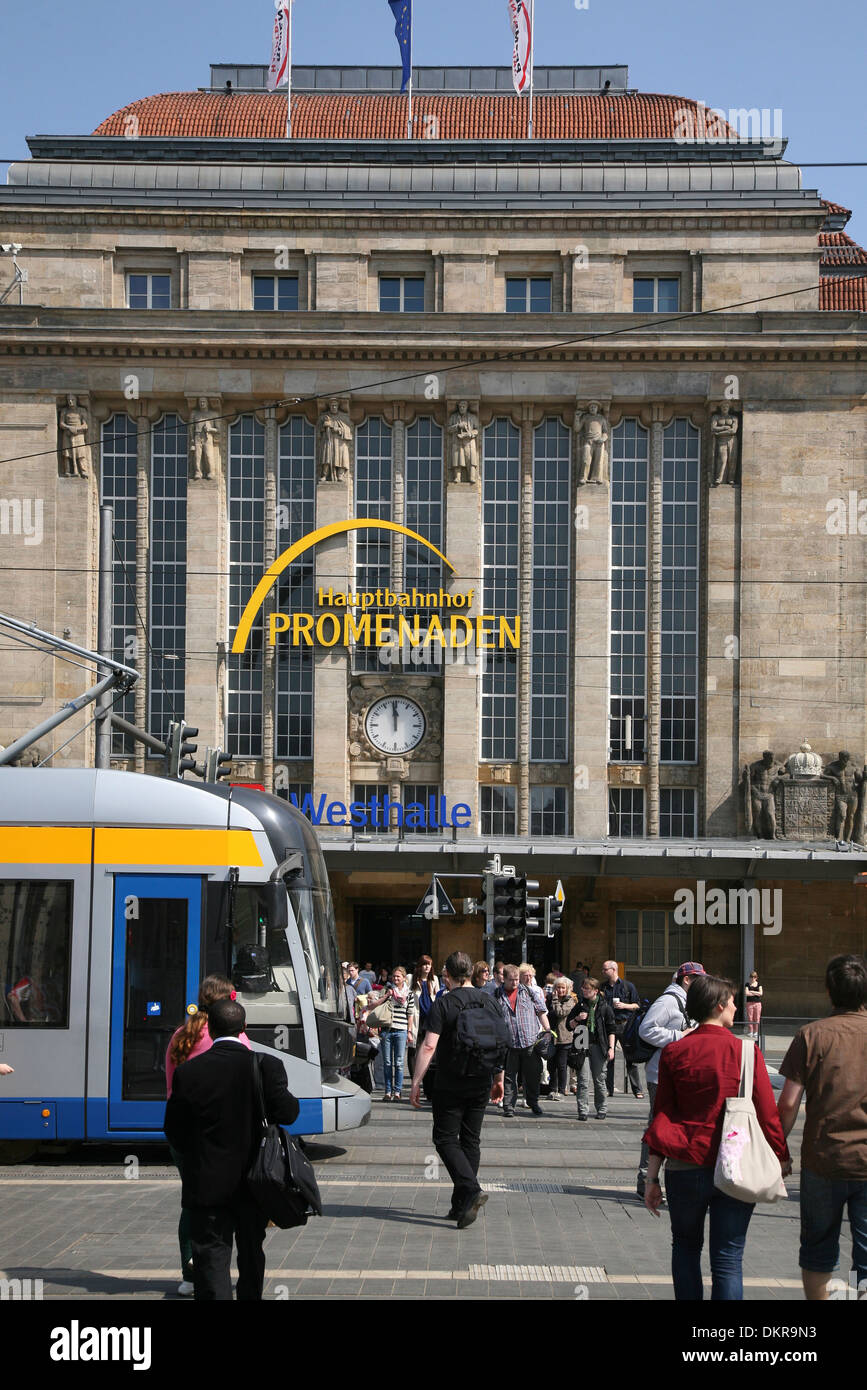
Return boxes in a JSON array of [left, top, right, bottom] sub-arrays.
[[388, 0, 413, 93]]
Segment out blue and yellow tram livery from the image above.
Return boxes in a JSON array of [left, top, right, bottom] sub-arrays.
[[0, 769, 370, 1146]]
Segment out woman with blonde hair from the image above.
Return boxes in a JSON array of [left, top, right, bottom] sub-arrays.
[[165, 974, 250, 1296]]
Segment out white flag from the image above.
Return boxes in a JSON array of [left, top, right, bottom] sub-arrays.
[[507, 0, 532, 95], [268, 1, 292, 91]]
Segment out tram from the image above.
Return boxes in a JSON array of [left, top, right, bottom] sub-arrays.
[[0, 769, 370, 1147]]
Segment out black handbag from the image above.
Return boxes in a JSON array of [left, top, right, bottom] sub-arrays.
[[245, 1054, 322, 1228]]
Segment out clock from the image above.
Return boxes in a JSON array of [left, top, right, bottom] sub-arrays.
[[364, 697, 426, 755]]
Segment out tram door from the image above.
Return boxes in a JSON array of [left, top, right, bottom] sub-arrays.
[[109, 875, 201, 1129]]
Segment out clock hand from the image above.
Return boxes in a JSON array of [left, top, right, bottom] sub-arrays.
[[392, 701, 398, 731]]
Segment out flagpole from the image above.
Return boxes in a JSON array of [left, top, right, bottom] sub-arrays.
[[528, 0, 535, 139], [407, 5, 413, 139], [286, 0, 293, 139]]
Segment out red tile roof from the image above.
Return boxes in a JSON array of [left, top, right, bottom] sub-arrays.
[[94, 91, 739, 141], [819, 231, 867, 266], [821, 199, 852, 220], [820, 277, 867, 310]]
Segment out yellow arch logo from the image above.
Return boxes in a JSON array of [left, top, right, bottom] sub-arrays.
[[231, 519, 455, 654]]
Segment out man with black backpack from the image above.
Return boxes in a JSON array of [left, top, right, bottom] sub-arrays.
[[410, 950, 510, 1229]]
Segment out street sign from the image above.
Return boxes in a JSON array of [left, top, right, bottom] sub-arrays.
[[412, 875, 457, 921]]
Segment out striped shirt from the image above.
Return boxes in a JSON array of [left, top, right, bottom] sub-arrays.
[[387, 989, 417, 1033]]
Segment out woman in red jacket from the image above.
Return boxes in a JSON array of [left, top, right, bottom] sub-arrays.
[[644, 974, 790, 1300]]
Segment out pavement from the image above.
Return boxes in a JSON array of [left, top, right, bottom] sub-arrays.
[[0, 1076, 848, 1302]]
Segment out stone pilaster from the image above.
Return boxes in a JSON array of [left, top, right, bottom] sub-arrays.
[[261, 407, 280, 794], [391, 406, 406, 590], [442, 435, 482, 835], [133, 403, 153, 773], [183, 394, 224, 754], [518, 405, 534, 836], [572, 407, 611, 837], [313, 475, 353, 827], [646, 404, 672, 836]]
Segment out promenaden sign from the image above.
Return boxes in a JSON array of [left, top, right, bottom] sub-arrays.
[[231, 520, 521, 655]]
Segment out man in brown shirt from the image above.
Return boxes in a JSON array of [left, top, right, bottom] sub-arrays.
[[778, 954, 867, 1300]]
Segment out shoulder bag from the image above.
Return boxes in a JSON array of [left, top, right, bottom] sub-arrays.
[[365, 996, 394, 1028], [246, 1054, 323, 1228], [713, 1039, 787, 1205]]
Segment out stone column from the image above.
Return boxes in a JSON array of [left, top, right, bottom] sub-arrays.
[[572, 405, 611, 837], [313, 467, 353, 828], [443, 401, 482, 834], [518, 405, 534, 836], [133, 403, 153, 773], [261, 407, 280, 794], [184, 394, 224, 755], [705, 406, 740, 833], [646, 404, 672, 837]]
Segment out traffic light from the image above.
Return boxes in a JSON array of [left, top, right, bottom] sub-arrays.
[[204, 747, 233, 781], [167, 720, 199, 779], [514, 874, 541, 932], [544, 895, 564, 938], [480, 871, 522, 940]]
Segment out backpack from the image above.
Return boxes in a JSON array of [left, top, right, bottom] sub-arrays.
[[633, 986, 690, 1063], [232, 945, 273, 995], [447, 994, 511, 1078], [622, 997, 654, 1063]]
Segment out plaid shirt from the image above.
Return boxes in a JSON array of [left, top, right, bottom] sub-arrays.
[[495, 983, 546, 1049]]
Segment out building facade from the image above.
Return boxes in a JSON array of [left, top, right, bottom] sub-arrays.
[[2, 65, 866, 1011]]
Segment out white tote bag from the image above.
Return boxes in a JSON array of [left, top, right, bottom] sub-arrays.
[[713, 1039, 788, 1204]]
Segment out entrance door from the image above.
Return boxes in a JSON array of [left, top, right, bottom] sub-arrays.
[[109, 875, 201, 1129], [354, 905, 431, 974]]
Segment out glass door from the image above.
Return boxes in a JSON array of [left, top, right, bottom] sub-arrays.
[[109, 875, 201, 1129]]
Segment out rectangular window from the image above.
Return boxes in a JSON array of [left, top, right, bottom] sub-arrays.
[[276, 781, 313, 811], [506, 277, 553, 313], [660, 788, 697, 838], [149, 414, 188, 742], [353, 418, 393, 673], [608, 787, 645, 838], [379, 276, 425, 312], [253, 274, 300, 311], [633, 277, 679, 313], [276, 417, 316, 760], [403, 784, 441, 836], [661, 420, 700, 763], [127, 273, 171, 310], [482, 420, 520, 761], [404, 418, 444, 674], [1, 881, 72, 1028], [531, 419, 571, 761], [610, 419, 648, 762], [615, 907, 691, 970], [480, 785, 517, 837], [351, 785, 394, 835], [228, 416, 266, 758], [100, 415, 138, 753], [530, 786, 569, 837]]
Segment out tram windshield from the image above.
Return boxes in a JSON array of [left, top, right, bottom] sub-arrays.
[[286, 884, 342, 1017]]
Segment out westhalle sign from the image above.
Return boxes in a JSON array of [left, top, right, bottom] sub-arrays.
[[232, 520, 521, 654]]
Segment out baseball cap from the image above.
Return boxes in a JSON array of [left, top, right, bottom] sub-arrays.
[[675, 961, 706, 980]]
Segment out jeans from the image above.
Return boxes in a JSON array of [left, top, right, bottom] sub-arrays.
[[637, 1080, 658, 1184], [607, 1034, 644, 1095], [577, 1044, 608, 1117], [380, 1028, 407, 1093], [665, 1165, 755, 1300], [432, 1082, 490, 1210], [799, 1165, 867, 1283], [504, 1044, 542, 1110], [553, 1043, 571, 1095]]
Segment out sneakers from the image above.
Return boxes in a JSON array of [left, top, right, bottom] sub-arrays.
[[595, 1112, 607, 1120], [577, 1114, 589, 1121], [502, 1107, 515, 1116], [529, 1105, 543, 1116], [177, 1279, 194, 1298], [549, 1092, 562, 1102], [457, 1191, 489, 1230]]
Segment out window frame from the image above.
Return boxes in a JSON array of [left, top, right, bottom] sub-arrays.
[[505, 275, 554, 313], [252, 273, 301, 312], [480, 784, 517, 838], [125, 272, 172, 310], [631, 275, 681, 314], [614, 906, 692, 971], [0, 879, 73, 1029], [378, 274, 427, 313]]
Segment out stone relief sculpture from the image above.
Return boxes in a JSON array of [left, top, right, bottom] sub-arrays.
[[189, 397, 220, 481], [576, 401, 610, 485], [825, 751, 866, 843], [710, 402, 739, 486], [58, 395, 92, 478], [743, 750, 780, 840], [447, 400, 480, 484], [317, 400, 352, 482]]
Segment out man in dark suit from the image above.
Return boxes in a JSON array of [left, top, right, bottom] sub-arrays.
[[164, 997, 299, 1300]]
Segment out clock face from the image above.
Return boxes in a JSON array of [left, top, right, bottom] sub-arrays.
[[365, 697, 426, 755]]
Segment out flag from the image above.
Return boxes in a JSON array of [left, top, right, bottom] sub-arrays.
[[388, 1, 412, 94], [507, 0, 532, 95], [268, 0, 292, 92]]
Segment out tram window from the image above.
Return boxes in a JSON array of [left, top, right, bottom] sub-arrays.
[[226, 884, 301, 1024], [0, 880, 72, 1028]]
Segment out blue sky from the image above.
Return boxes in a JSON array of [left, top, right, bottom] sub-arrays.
[[0, 0, 863, 241]]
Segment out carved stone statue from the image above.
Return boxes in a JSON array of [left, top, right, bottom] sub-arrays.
[[447, 400, 480, 484], [743, 750, 781, 839], [576, 401, 610, 485], [318, 400, 352, 482], [710, 403, 739, 486], [58, 395, 91, 477], [189, 397, 219, 481], [785, 740, 824, 779], [825, 750, 864, 842]]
